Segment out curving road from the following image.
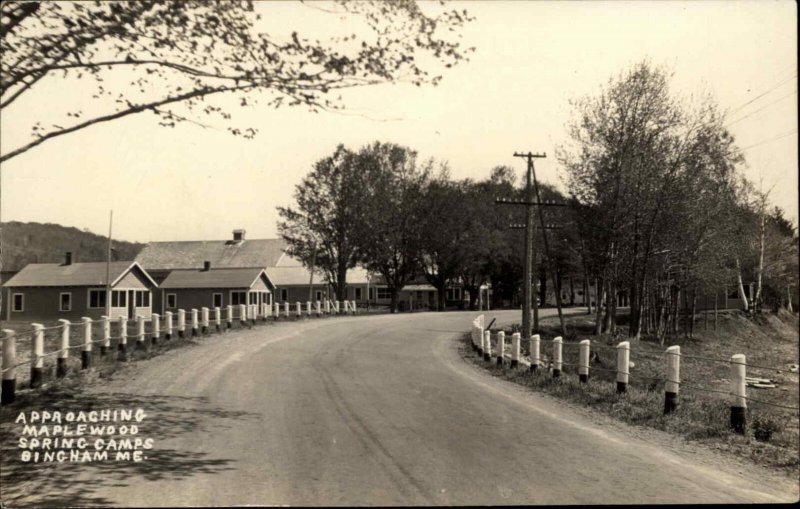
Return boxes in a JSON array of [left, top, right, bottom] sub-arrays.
[[1, 309, 797, 506]]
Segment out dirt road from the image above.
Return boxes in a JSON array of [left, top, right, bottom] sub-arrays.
[[1, 309, 797, 506]]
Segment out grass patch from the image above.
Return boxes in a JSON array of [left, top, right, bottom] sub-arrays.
[[465, 309, 800, 477]]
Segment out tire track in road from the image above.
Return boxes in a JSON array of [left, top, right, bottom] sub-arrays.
[[308, 327, 436, 506]]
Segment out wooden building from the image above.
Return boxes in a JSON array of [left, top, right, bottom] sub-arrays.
[[3, 253, 157, 322], [158, 266, 275, 314]]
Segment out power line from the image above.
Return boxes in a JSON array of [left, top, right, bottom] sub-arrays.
[[739, 128, 798, 151], [725, 88, 797, 127], [726, 72, 797, 117]]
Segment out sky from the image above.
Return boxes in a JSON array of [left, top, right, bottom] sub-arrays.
[[1, 0, 797, 244]]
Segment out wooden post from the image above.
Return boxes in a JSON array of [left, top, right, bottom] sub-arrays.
[[151, 313, 160, 345], [118, 316, 128, 360], [351, 300, 357, 315], [530, 334, 540, 372], [552, 336, 563, 378], [274, 302, 280, 319], [214, 307, 221, 333], [201, 307, 209, 335], [306, 301, 312, 316], [137, 315, 146, 349], [239, 304, 248, 327], [57, 319, 70, 377], [496, 331, 505, 366], [511, 332, 521, 368], [325, 300, 331, 314], [483, 330, 491, 361], [177, 309, 186, 338], [1, 329, 16, 404], [616, 341, 630, 393], [578, 339, 590, 383], [31, 323, 44, 387], [730, 354, 747, 434], [101, 316, 111, 355], [191, 309, 199, 336], [81, 317, 92, 369], [334, 300, 340, 314], [714, 291, 718, 331], [251, 304, 257, 325], [664, 345, 680, 414], [227, 305, 234, 329], [316, 301, 322, 316], [284, 301, 290, 318], [262, 302, 269, 322], [164, 311, 173, 339], [475, 325, 483, 356]]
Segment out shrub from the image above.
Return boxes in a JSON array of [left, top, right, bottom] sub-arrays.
[[751, 414, 783, 442]]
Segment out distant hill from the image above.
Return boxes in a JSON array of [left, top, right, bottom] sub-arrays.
[[0, 221, 144, 273]]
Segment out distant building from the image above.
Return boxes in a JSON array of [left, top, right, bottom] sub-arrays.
[[3, 252, 157, 322], [158, 265, 275, 314]]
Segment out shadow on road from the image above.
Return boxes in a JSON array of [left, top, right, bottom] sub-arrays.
[[0, 389, 257, 507]]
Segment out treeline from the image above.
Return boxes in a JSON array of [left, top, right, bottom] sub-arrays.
[[0, 221, 144, 272], [558, 62, 798, 342], [277, 142, 576, 314], [278, 61, 799, 340]]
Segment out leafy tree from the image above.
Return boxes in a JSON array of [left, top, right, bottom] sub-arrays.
[[0, 0, 473, 162], [417, 174, 469, 311], [354, 142, 431, 312], [277, 145, 368, 300], [558, 61, 746, 340]]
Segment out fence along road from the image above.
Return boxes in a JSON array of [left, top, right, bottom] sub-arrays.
[[1, 309, 796, 506]]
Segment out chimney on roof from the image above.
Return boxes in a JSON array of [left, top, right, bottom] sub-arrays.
[[64, 252, 73, 266], [203, 260, 211, 271], [233, 229, 246, 242]]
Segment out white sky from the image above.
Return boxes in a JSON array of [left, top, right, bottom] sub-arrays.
[[1, 0, 797, 243]]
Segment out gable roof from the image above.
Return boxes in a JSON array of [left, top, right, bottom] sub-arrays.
[[160, 268, 273, 289], [135, 238, 287, 271], [265, 266, 327, 286], [4, 261, 156, 288], [265, 265, 372, 286]]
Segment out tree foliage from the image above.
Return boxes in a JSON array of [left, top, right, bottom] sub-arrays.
[[277, 145, 369, 300], [0, 0, 473, 162]]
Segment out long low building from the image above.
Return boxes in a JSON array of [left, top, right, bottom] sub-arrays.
[[3, 253, 157, 322], [158, 265, 275, 314]]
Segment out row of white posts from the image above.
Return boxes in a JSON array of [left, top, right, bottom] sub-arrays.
[[0, 299, 359, 406], [470, 315, 751, 434]]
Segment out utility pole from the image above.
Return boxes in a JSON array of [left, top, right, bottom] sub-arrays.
[[105, 210, 113, 317], [497, 152, 568, 342]]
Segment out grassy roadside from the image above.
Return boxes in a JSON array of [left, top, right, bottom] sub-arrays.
[[463, 309, 799, 477]]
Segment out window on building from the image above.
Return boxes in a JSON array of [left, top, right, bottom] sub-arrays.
[[231, 291, 247, 306], [446, 288, 462, 301], [316, 290, 323, 301], [12, 293, 24, 312], [354, 288, 362, 300], [248, 292, 258, 305], [213, 293, 223, 308], [166, 293, 177, 309], [88, 289, 107, 309], [59, 292, 72, 312], [134, 290, 150, 307], [265, 292, 272, 306], [377, 287, 391, 299], [111, 290, 127, 308], [369, 287, 374, 300], [280, 289, 288, 301]]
